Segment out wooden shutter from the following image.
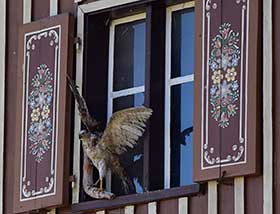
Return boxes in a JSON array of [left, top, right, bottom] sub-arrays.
[[13, 14, 74, 212], [193, 0, 261, 182]]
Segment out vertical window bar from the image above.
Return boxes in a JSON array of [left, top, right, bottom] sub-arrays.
[[165, 6, 172, 189]]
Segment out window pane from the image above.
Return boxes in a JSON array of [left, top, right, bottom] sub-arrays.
[[111, 93, 145, 195], [113, 20, 146, 91], [171, 8, 194, 78], [113, 93, 144, 112], [170, 82, 194, 187]]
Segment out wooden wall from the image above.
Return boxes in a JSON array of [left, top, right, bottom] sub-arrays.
[[3, 0, 276, 214]]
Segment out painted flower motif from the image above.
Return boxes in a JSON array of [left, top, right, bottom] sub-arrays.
[[36, 93, 47, 108], [41, 105, 50, 119], [225, 67, 237, 82], [211, 70, 223, 85], [28, 64, 53, 163], [227, 104, 237, 116], [31, 108, 40, 122], [209, 23, 240, 128]]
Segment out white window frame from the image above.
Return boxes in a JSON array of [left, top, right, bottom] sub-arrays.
[[107, 13, 146, 191], [164, 1, 195, 189], [74, 0, 146, 203], [0, 0, 5, 212]]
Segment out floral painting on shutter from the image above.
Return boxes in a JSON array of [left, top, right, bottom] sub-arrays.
[[193, 0, 260, 181], [14, 14, 73, 213]]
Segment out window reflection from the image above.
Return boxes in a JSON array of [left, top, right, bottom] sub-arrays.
[[171, 8, 195, 78], [170, 80, 194, 186], [113, 20, 146, 91]]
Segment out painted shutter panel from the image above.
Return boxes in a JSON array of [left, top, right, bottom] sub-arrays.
[[193, 0, 260, 182], [14, 14, 74, 212]]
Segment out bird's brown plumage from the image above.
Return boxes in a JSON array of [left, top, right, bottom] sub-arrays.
[[68, 77, 152, 194]]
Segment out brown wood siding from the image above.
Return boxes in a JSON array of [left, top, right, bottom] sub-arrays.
[[2, 1, 268, 214], [273, 0, 280, 213], [135, 204, 148, 214], [218, 180, 234, 214], [188, 193, 208, 214], [32, 0, 50, 20], [245, 176, 263, 214], [5, 0, 23, 213], [158, 199, 178, 214]]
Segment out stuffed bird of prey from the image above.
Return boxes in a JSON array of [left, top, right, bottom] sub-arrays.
[[67, 77, 152, 193]]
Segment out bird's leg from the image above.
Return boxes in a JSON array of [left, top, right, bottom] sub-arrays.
[[93, 178, 100, 186], [99, 178, 103, 192]]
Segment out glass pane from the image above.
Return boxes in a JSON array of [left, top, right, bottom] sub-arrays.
[[171, 8, 195, 78], [170, 82, 194, 187], [113, 20, 146, 91], [111, 93, 145, 195], [113, 93, 144, 112]]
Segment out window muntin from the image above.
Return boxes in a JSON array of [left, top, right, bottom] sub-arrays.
[[107, 13, 146, 194], [165, 2, 195, 188]]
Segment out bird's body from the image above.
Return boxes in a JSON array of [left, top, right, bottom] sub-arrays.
[[78, 107, 152, 193], [68, 77, 152, 195]]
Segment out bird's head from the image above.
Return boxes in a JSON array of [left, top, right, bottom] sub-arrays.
[[79, 130, 91, 141]]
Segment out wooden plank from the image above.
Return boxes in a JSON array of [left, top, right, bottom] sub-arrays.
[[245, 176, 263, 214], [263, 0, 273, 213], [159, 199, 178, 214], [96, 211, 106, 214], [80, 0, 142, 13], [0, 0, 6, 213], [178, 197, 188, 214], [148, 202, 157, 214], [5, 0, 23, 213], [145, 1, 165, 191], [234, 177, 244, 214], [23, 0, 31, 23], [59, 0, 75, 14], [108, 208, 124, 214], [50, 0, 58, 16], [72, 184, 200, 212], [218, 180, 234, 214], [32, 0, 49, 20], [125, 205, 135, 214], [135, 204, 148, 214], [188, 193, 208, 214], [208, 181, 217, 214], [218, 179, 234, 214], [273, 0, 280, 213]]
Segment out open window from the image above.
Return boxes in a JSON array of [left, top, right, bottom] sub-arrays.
[[75, 0, 198, 203]]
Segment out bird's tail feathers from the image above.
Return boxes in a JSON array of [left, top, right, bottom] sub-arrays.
[[120, 174, 135, 194]]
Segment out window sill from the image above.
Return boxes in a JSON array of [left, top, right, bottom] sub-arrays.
[[72, 183, 203, 213]]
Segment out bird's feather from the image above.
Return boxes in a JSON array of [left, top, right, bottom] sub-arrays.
[[98, 107, 153, 155], [67, 76, 99, 132]]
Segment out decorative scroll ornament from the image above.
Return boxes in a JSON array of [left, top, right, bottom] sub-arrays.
[[28, 64, 53, 163], [209, 23, 240, 128]]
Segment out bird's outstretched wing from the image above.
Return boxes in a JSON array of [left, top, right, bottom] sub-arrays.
[[98, 106, 152, 155], [67, 76, 99, 132]]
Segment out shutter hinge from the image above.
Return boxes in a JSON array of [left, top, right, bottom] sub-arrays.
[[74, 37, 82, 53], [69, 175, 76, 188]]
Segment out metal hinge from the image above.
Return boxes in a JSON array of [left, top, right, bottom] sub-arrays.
[[74, 37, 82, 53], [74, 0, 84, 3], [69, 175, 76, 188]]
